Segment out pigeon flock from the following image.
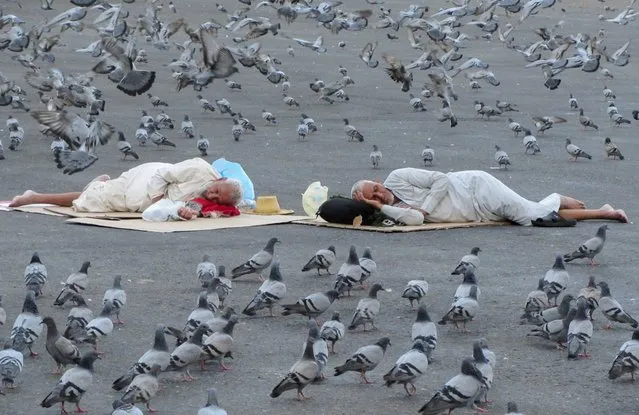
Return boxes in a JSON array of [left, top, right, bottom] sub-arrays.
[[1, 0, 638, 413]]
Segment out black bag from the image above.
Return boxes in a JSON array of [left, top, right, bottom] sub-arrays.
[[316, 196, 398, 227]]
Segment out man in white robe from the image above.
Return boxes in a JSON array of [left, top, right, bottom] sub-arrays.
[[9, 158, 243, 220], [351, 168, 627, 226]]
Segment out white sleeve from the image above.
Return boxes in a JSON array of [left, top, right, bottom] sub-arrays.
[[142, 199, 186, 222], [381, 205, 424, 225], [385, 168, 450, 214]]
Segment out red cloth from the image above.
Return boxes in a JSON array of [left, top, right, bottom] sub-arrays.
[[191, 198, 240, 217]]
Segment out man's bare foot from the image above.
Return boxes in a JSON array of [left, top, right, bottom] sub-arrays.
[[599, 204, 614, 212], [560, 195, 586, 209], [8, 190, 38, 207], [615, 209, 628, 223]]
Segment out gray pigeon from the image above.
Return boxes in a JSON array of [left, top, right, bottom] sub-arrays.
[[103, 275, 127, 325], [608, 330, 639, 380], [402, 277, 429, 309], [320, 312, 345, 354], [565, 138, 592, 161], [597, 281, 639, 329], [334, 337, 391, 383], [472, 341, 494, 406], [0, 342, 23, 395], [523, 294, 574, 325], [41, 317, 81, 374], [453, 269, 482, 303], [564, 225, 608, 265], [412, 305, 437, 363], [527, 308, 576, 349], [383, 341, 429, 395], [567, 298, 593, 359], [358, 248, 377, 289], [494, 145, 511, 170], [63, 294, 93, 343], [112, 325, 170, 391], [197, 255, 218, 288], [41, 352, 101, 414], [231, 237, 279, 280], [348, 283, 389, 331], [439, 286, 480, 331], [183, 292, 215, 342], [54, 261, 91, 306], [197, 135, 210, 156], [370, 145, 382, 168], [451, 247, 481, 275], [282, 290, 340, 321], [201, 316, 237, 371], [270, 338, 318, 400], [243, 261, 287, 316], [543, 254, 570, 305], [302, 246, 336, 275], [418, 358, 486, 415], [117, 132, 139, 160], [167, 324, 208, 381], [120, 364, 161, 412], [198, 388, 228, 414], [85, 303, 115, 353], [305, 320, 329, 380], [522, 278, 550, 317], [213, 266, 232, 307], [111, 400, 144, 415], [24, 252, 47, 297], [334, 246, 364, 296], [11, 291, 43, 356]]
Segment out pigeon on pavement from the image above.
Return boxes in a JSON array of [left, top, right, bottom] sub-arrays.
[[301, 246, 336, 275], [564, 225, 608, 266], [232, 237, 279, 280], [243, 261, 287, 317], [41, 352, 101, 414], [597, 281, 639, 329], [334, 337, 391, 384], [24, 252, 47, 297], [383, 341, 429, 395], [412, 305, 438, 363], [320, 312, 345, 354]]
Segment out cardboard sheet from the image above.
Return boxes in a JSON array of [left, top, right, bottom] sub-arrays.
[[65, 214, 312, 233], [45, 206, 143, 219], [0, 201, 65, 216], [292, 218, 511, 233]]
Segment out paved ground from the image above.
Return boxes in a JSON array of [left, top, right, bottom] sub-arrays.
[[1, 0, 639, 414]]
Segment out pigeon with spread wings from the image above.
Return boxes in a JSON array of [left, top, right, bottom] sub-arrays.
[[283, 34, 327, 53], [359, 41, 379, 68], [382, 53, 412, 92]]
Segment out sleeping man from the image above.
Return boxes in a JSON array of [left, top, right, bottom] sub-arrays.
[[351, 168, 627, 226], [9, 158, 243, 221]]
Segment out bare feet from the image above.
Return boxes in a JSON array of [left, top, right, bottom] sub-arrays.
[[600, 205, 628, 222], [8, 190, 38, 207], [560, 195, 586, 209]]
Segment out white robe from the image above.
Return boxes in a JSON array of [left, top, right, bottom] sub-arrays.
[[380, 168, 561, 226], [73, 158, 221, 212]]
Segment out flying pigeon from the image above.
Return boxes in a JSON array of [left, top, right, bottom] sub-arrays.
[[231, 237, 279, 280], [564, 225, 608, 265]]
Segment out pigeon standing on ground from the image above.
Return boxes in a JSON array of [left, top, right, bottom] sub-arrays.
[[120, 364, 161, 413], [472, 340, 494, 406], [402, 278, 429, 309], [567, 299, 594, 359], [438, 286, 480, 332], [0, 342, 23, 395], [348, 284, 389, 331], [63, 295, 93, 343], [85, 303, 115, 353], [334, 337, 391, 384], [564, 225, 608, 266], [451, 247, 481, 275], [11, 291, 43, 357], [604, 137, 624, 160], [608, 330, 639, 380], [24, 252, 47, 297], [305, 320, 329, 380], [54, 261, 91, 307], [197, 96, 216, 113], [597, 281, 639, 329], [197, 255, 218, 288], [453, 269, 482, 303], [523, 129, 541, 154], [579, 109, 598, 130], [117, 132, 139, 161], [527, 307, 576, 348], [320, 312, 345, 354], [232, 237, 280, 280], [270, 338, 318, 400], [41, 352, 101, 414], [569, 94, 579, 110], [565, 139, 592, 161], [409, 94, 427, 111], [508, 118, 523, 136], [522, 278, 550, 317], [183, 293, 215, 342], [334, 246, 364, 297], [197, 135, 210, 156], [198, 388, 228, 415], [301, 246, 336, 275], [412, 305, 437, 362], [543, 254, 570, 305], [421, 145, 435, 165], [370, 145, 382, 168], [524, 294, 575, 326], [281, 290, 340, 322], [201, 316, 237, 371], [135, 124, 148, 146], [297, 120, 309, 141], [437, 101, 458, 127], [167, 324, 208, 382], [344, 119, 364, 142], [103, 275, 127, 325], [242, 261, 287, 316], [231, 119, 244, 141], [383, 341, 429, 395], [494, 145, 511, 170], [181, 115, 195, 139], [41, 316, 81, 374], [358, 248, 377, 289]]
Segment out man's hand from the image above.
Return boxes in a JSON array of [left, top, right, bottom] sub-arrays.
[[353, 191, 383, 210], [177, 207, 198, 220]]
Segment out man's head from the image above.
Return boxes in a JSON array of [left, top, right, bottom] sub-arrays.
[[202, 178, 243, 206], [350, 180, 395, 204]]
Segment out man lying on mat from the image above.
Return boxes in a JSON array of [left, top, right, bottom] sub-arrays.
[[9, 158, 243, 221], [351, 168, 627, 226]]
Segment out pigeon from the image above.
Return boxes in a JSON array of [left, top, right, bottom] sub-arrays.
[[0, 140, 4, 160], [567, 298, 594, 359], [197, 255, 218, 288], [85, 303, 115, 353], [543, 254, 571, 305], [135, 124, 148, 146], [524, 294, 575, 326], [523, 130, 541, 154], [604, 137, 624, 160], [358, 248, 377, 288], [472, 340, 494, 406], [198, 388, 228, 415], [402, 278, 429, 309], [231, 237, 279, 280], [383, 341, 429, 395], [496, 100, 518, 112], [213, 267, 232, 307], [508, 118, 523, 136], [578, 109, 598, 130], [334, 246, 365, 296], [0, 343, 23, 395], [197, 95, 216, 113], [578, 276, 601, 319], [63, 295, 93, 343], [611, 112, 631, 126], [155, 111, 174, 129], [270, 338, 319, 400], [282, 94, 300, 108], [301, 246, 336, 275], [569, 94, 579, 110], [148, 94, 168, 107], [382, 53, 412, 92], [41, 316, 81, 374], [565, 139, 592, 161], [41, 352, 101, 414], [527, 307, 576, 348], [418, 358, 486, 415], [334, 337, 391, 383], [348, 284, 389, 331], [201, 316, 237, 371], [225, 79, 242, 90], [281, 290, 340, 321], [343, 119, 364, 142], [54, 261, 91, 307], [117, 132, 139, 160], [297, 121, 309, 141], [242, 260, 287, 316], [167, 324, 208, 381], [454, 269, 482, 303], [112, 325, 170, 391], [262, 109, 277, 124], [92, 38, 156, 96], [8, 123, 24, 151], [181, 115, 195, 139], [409, 93, 427, 111], [149, 127, 176, 149], [103, 276, 126, 325], [421, 145, 435, 165], [451, 247, 481, 275], [287, 35, 327, 53], [597, 281, 639, 329], [370, 145, 382, 169], [320, 312, 345, 354], [412, 305, 438, 363], [183, 292, 215, 342], [204, 281, 220, 313], [437, 101, 458, 128], [203, 307, 237, 335], [494, 145, 511, 170], [300, 113, 317, 133], [0, 296, 5, 326], [439, 285, 480, 332], [359, 42, 379, 68], [305, 320, 329, 380], [564, 225, 608, 266], [11, 291, 43, 357], [24, 252, 47, 297], [197, 135, 210, 156], [522, 278, 550, 317], [608, 330, 639, 380], [216, 99, 236, 116]]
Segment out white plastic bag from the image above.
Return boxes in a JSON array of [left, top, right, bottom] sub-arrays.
[[301, 181, 328, 217], [142, 199, 186, 222]]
